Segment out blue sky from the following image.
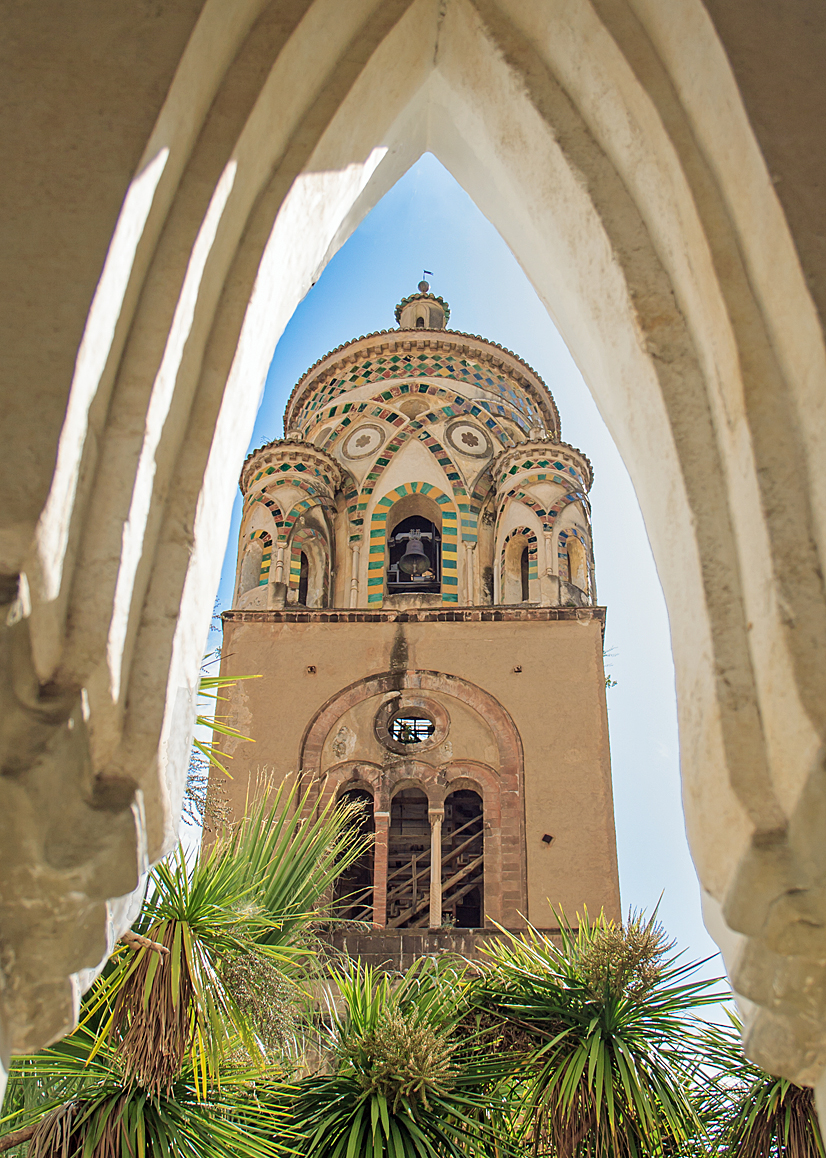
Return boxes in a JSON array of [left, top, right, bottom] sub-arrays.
[[214, 152, 722, 974]]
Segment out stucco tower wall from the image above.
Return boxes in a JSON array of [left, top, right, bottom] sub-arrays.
[[216, 608, 619, 927]]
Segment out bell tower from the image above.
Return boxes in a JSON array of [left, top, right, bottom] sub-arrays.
[[218, 284, 619, 960]]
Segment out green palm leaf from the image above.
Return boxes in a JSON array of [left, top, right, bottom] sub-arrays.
[[686, 1012, 825, 1158], [283, 959, 518, 1157], [474, 907, 725, 1157], [1, 1028, 290, 1158]]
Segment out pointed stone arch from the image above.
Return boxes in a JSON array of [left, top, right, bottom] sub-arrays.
[[6, 0, 826, 1082]]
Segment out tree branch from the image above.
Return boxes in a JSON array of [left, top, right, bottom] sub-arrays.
[[0, 1123, 37, 1152], [120, 930, 169, 956]]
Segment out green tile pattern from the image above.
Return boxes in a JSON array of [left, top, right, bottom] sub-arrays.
[[366, 482, 459, 605]]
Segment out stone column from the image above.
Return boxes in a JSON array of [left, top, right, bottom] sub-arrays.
[[349, 538, 362, 608], [372, 810, 390, 927], [429, 808, 444, 929], [464, 541, 475, 605], [274, 543, 286, 586], [541, 528, 555, 607], [269, 544, 287, 608]]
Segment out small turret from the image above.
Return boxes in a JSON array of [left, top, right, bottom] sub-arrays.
[[395, 279, 450, 330]]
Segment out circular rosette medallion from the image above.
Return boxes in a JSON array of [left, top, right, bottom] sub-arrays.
[[446, 420, 492, 458], [342, 423, 385, 460]]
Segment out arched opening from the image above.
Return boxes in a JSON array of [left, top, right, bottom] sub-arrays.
[[334, 788, 374, 923], [238, 540, 263, 597], [441, 790, 484, 929], [501, 532, 534, 604], [386, 787, 430, 928], [17, 3, 820, 1083], [288, 521, 330, 608], [415, 315, 425, 328], [520, 545, 529, 602], [387, 514, 441, 595], [297, 550, 309, 605]]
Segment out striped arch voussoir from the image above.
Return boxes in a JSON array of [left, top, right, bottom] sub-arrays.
[[282, 496, 333, 537], [366, 482, 459, 606], [288, 523, 328, 590], [246, 494, 286, 541], [249, 529, 273, 586], [499, 525, 539, 594]]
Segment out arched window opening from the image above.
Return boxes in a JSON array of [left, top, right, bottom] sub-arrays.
[[415, 315, 425, 328], [238, 541, 263, 596], [387, 515, 441, 594], [502, 531, 534, 604], [334, 788, 374, 922], [298, 551, 309, 604], [441, 790, 484, 928], [387, 787, 430, 928], [520, 545, 529, 601]]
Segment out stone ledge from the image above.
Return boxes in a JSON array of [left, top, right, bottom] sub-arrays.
[[223, 605, 606, 628], [323, 927, 565, 971]]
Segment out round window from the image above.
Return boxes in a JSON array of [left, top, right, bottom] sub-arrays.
[[388, 715, 436, 745], [374, 695, 450, 755]]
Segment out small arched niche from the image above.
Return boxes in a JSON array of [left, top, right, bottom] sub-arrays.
[[237, 539, 264, 599], [288, 517, 330, 607], [567, 535, 588, 593], [334, 787, 375, 923], [501, 532, 534, 604]]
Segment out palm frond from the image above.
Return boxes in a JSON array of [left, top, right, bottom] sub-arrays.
[[474, 908, 725, 1157], [285, 958, 518, 1157], [688, 1013, 825, 1158], [79, 779, 371, 1096], [1, 1030, 290, 1158], [193, 672, 262, 776]]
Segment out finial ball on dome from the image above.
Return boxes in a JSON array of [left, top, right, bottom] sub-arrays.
[[418, 279, 429, 293]]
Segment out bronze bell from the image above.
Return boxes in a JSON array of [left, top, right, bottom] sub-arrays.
[[398, 529, 430, 575]]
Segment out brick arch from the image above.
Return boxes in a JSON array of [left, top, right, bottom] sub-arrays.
[[499, 525, 539, 601], [373, 393, 515, 449], [281, 494, 335, 538], [499, 489, 550, 528], [319, 402, 406, 451], [366, 482, 459, 605], [324, 761, 384, 801], [499, 474, 588, 530], [299, 668, 526, 926]]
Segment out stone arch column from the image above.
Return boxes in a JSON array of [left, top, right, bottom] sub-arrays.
[[4, 0, 826, 1087]]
